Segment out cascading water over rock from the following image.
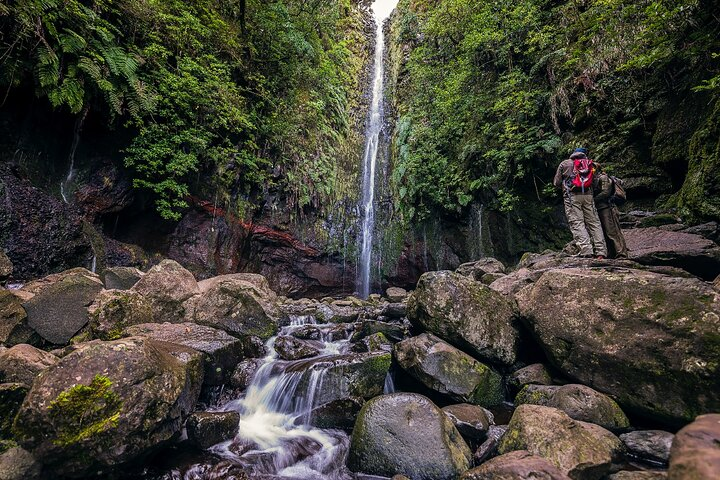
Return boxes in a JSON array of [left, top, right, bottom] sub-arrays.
[[358, 0, 399, 298]]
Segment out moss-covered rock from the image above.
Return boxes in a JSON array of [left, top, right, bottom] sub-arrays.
[[273, 335, 320, 360], [186, 411, 240, 450], [184, 273, 279, 340], [668, 413, 720, 480], [22, 269, 104, 345], [12, 337, 203, 476], [498, 404, 624, 480], [348, 393, 471, 480], [102, 267, 143, 291], [508, 364, 553, 393], [515, 384, 630, 431], [88, 290, 153, 340], [131, 260, 199, 323], [394, 333, 504, 407], [517, 267, 720, 426], [407, 271, 520, 367]]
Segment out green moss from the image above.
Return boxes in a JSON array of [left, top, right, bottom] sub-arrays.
[[48, 374, 122, 447], [0, 439, 18, 454]]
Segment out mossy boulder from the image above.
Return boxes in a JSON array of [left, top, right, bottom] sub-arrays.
[[22, 269, 103, 345], [301, 397, 364, 431], [515, 384, 630, 431], [517, 267, 720, 425], [0, 291, 38, 347], [184, 273, 279, 340], [12, 337, 203, 476], [131, 260, 199, 323], [0, 344, 58, 387], [351, 332, 393, 353], [460, 450, 571, 480], [124, 323, 245, 385], [498, 404, 624, 480], [88, 290, 153, 340], [394, 333, 504, 407], [407, 271, 520, 367], [455, 258, 506, 282], [347, 393, 471, 480], [508, 364, 553, 393], [668, 413, 720, 480], [0, 384, 28, 440], [103, 267, 143, 291]]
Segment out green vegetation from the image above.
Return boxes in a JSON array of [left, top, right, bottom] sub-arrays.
[[48, 374, 122, 447], [0, 0, 368, 220], [388, 0, 719, 221]]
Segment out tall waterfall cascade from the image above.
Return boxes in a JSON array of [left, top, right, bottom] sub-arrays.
[[358, 0, 399, 298]]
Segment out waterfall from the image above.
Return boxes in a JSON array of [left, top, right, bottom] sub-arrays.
[[60, 107, 89, 204], [358, 0, 398, 298]]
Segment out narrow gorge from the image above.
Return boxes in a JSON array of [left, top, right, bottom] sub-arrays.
[[1, 0, 719, 479]]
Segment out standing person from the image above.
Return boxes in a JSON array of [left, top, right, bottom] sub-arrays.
[[553, 148, 607, 259], [593, 166, 629, 258]]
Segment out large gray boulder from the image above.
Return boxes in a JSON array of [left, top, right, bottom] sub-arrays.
[[186, 411, 240, 449], [668, 413, 720, 480], [508, 363, 553, 393], [103, 267, 143, 291], [515, 384, 629, 431], [498, 404, 624, 480], [442, 403, 493, 442], [407, 271, 520, 366], [22, 269, 104, 345], [184, 273, 279, 340], [0, 344, 58, 386], [348, 393, 471, 480], [124, 323, 245, 385], [0, 291, 37, 347], [12, 337, 204, 476], [394, 333, 504, 407], [461, 450, 571, 480], [517, 267, 720, 425], [131, 260, 199, 323], [0, 446, 42, 480], [88, 290, 153, 340], [620, 430, 673, 465]]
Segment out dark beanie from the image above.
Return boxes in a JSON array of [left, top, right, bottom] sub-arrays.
[[574, 147, 589, 154]]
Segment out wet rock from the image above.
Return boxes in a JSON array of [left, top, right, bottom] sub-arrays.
[[348, 393, 471, 480], [230, 359, 263, 390], [517, 267, 720, 425], [407, 271, 519, 367], [385, 287, 408, 303], [103, 267, 143, 291], [0, 446, 42, 480], [74, 163, 134, 222], [0, 344, 58, 386], [0, 291, 38, 347], [456, 258, 506, 281], [274, 336, 320, 361], [186, 411, 240, 449], [394, 333, 504, 407], [442, 404, 492, 442], [124, 322, 244, 385], [290, 325, 322, 341], [461, 450, 571, 480], [13, 337, 204, 476], [132, 260, 199, 323], [620, 430, 673, 464], [315, 303, 360, 323], [508, 364, 553, 393], [0, 383, 28, 439], [667, 413, 720, 480], [185, 273, 279, 340], [88, 290, 153, 340], [607, 472, 667, 480], [498, 404, 624, 480], [351, 320, 407, 343], [474, 425, 508, 464], [0, 252, 12, 284], [352, 332, 392, 353], [0, 166, 92, 281], [515, 384, 630, 431], [22, 269, 103, 345], [380, 303, 407, 319], [302, 397, 364, 431], [624, 227, 720, 280]]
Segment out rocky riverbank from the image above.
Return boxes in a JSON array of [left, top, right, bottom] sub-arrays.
[[0, 241, 718, 479]]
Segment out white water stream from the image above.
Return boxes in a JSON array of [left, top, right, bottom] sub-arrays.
[[358, 0, 399, 298]]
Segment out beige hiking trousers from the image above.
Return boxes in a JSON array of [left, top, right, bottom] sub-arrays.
[[563, 193, 607, 257]]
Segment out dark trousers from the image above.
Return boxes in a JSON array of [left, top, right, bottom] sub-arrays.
[[597, 206, 628, 258]]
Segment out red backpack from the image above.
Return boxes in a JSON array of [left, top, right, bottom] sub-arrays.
[[571, 158, 595, 193]]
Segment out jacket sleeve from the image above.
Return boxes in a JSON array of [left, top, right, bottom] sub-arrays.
[[594, 174, 612, 202], [553, 163, 564, 189]]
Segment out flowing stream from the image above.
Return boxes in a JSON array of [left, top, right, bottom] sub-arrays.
[[358, 0, 398, 298]]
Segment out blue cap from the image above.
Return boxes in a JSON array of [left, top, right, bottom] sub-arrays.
[[574, 148, 588, 154]]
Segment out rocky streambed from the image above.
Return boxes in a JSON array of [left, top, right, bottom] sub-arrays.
[[0, 247, 719, 479]]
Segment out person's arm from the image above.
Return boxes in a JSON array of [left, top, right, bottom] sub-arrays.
[[594, 174, 612, 202], [553, 162, 564, 189]]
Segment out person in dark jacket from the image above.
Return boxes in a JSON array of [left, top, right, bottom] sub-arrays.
[[593, 166, 629, 259], [553, 148, 607, 258]]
